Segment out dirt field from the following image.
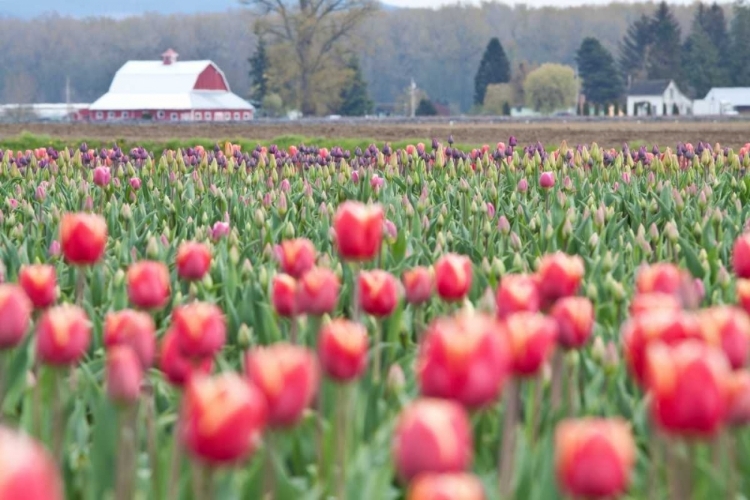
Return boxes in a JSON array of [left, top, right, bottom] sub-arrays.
[[1, 119, 749, 148]]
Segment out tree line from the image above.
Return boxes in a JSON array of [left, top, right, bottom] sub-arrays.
[[1, 1, 745, 115]]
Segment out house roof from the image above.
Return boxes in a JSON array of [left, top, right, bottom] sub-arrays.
[[628, 79, 672, 96], [107, 60, 228, 94], [89, 58, 254, 111], [703, 87, 750, 107]]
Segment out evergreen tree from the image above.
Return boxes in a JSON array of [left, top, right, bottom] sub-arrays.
[[338, 57, 373, 116], [698, 3, 731, 64], [576, 37, 624, 105], [473, 37, 511, 106], [647, 2, 682, 81], [415, 98, 437, 116], [730, 0, 750, 86], [619, 14, 653, 84], [682, 28, 723, 97], [249, 37, 269, 103]]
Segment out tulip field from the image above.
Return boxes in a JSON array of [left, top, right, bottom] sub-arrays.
[[3, 138, 750, 499]]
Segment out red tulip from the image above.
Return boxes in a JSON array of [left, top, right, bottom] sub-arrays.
[[417, 313, 511, 408], [697, 306, 750, 370], [393, 398, 473, 482], [106, 345, 143, 404], [646, 341, 730, 438], [0, 425, 64, 500], [551, 297, 594, 350], [737, 279, 750, 317], [555, 418, 636, 498], [126, 261, 171, 310], [726, 370, 750, 426], [402, 266, 433, 305], [296, 267, 339, 315], [504, 312, 558, 377], [36, 304, 91, 366], [159, 327, 213, 387], [495, 274, 540, 319], [434, 253, 473, 302], [0, 284, 32, 349], [629, 293, 682, 317], [103, 309, 156, 368], [317, 319, 368, 382], [275, 238, 316, 279], [245, 343, 319, 427], [172, 302, 226, 359], [407, 473, 486, 500], [733, 233, 750, 279], [271, 274, 297, 317], [180, 373, 267, 464], [358, 270, 400, 317], [333, 201, 384, 261], [60, 212, 107, 265], [176, 242, 212, 281], [19, 264, 57, 309], [622, 310, 703, 386], [635, 263, 685, 296], [537, 252, 585, 306]]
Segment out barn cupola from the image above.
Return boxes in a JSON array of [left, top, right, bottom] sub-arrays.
[[161, 48, 179, 66]]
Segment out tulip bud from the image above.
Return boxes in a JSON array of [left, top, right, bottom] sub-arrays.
[[0, 284, 32, 348], [176, 242, 212, 281], [36, 304, 91, 366], [726, 370, 750, 426], [318, 319, 368, 382], [296, 267, 339, 315], [418, 313, 511, 408], [555, 418, 636, 498], [393, 398, 473, 482], [495, 274, 540, 319], [551, 297, 594, 350], [245, 343, 319, 427], [537, 252, 585, 306], [359, 270, 400, 317], [697, 306, 750, 370], [159, 327, 213, 387], [402, 267, 433, 306], [333, 201, 384, 262], [60, 212, 107, 265], [0, 426, 64, 500], [172, 302, 226, 359], [126, 260, 171, 310], [434, 253, 473, 303], [504, 312, 558, 376], [180, 373, 267, 464], [274, 238, 316, 279], [106, 345, 143, 404], [407, 473, 485, 500]]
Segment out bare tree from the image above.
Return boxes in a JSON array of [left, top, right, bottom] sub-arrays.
[[240, 0, 378, 115]]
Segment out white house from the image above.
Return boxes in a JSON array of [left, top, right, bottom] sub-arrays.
[[693, 87, 750, 116], [626, 80, 692, 116]]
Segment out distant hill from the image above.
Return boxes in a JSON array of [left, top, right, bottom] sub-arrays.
[[0, 0, 398, 19]]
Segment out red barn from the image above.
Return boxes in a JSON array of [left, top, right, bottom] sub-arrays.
[[85, 49, 254, 122]]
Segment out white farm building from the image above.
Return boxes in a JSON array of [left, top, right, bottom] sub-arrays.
[[626, 79, 692, 117], [693, 88, 750, 116], [84, 49, 254, 122]]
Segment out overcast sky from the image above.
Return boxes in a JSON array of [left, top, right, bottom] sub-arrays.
[[387, 0, 699, 7]]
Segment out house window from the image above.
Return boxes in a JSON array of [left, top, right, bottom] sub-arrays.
[[195, 112, 202, 120], [95, 111, 104, 120], [157, 111, 165, 119], [243, 112, 251, 120], [233, 112, 240, 120], [670, 89, 674, 99], [121, 111, 129, 119], [214, 112, 223, 121], [170, 112, 178, 121]]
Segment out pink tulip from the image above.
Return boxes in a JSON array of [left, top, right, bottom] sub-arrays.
[[129, 178, 142, 190], [93, 166, 111, 187], [539, 172, 555, 189], [517, 178, 528, 192]]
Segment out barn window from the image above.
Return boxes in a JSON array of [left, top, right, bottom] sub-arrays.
[[224, 112, 231, 120], [121, 111, 129, 119], [195, 112, 202, 120], [157, 111, 165, 119], [95, 111, 104, 120], [233, 112, 240, 120], [243, 112, 251, 120], [107, 111, 116, 119], [204, 113, 212, 121], [170, 112, 178, 121]]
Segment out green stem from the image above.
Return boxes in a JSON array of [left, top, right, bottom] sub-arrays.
[[498, 379, 519, 497], [167, 395, 183, 500], [263, 433, 276, 500], [290, 315, 298, 344], [75, 266, 86, 307], [335, 384, 349, 500], [143, 383, 161, 500], [550, 350, 564, 413], [51, 367, 68, 469], [373, 319, 383, 384], [115, 404, 139, 500], [530, 377, 542, 447]]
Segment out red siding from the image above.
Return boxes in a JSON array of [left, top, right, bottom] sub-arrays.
[[83, 109, 254, 122], [194, 65, 228, 91]]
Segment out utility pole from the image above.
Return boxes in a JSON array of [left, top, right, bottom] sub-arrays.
[[410, 79, 416, 118]]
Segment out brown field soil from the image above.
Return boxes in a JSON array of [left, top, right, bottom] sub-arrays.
[[1, 119, 749, 148]]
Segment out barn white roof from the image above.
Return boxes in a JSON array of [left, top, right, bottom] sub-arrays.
[[89, 60, 254, 111], [703, 88, 750, 107]]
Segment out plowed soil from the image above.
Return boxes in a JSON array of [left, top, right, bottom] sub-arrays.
[[2, 119, 749, 148]]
